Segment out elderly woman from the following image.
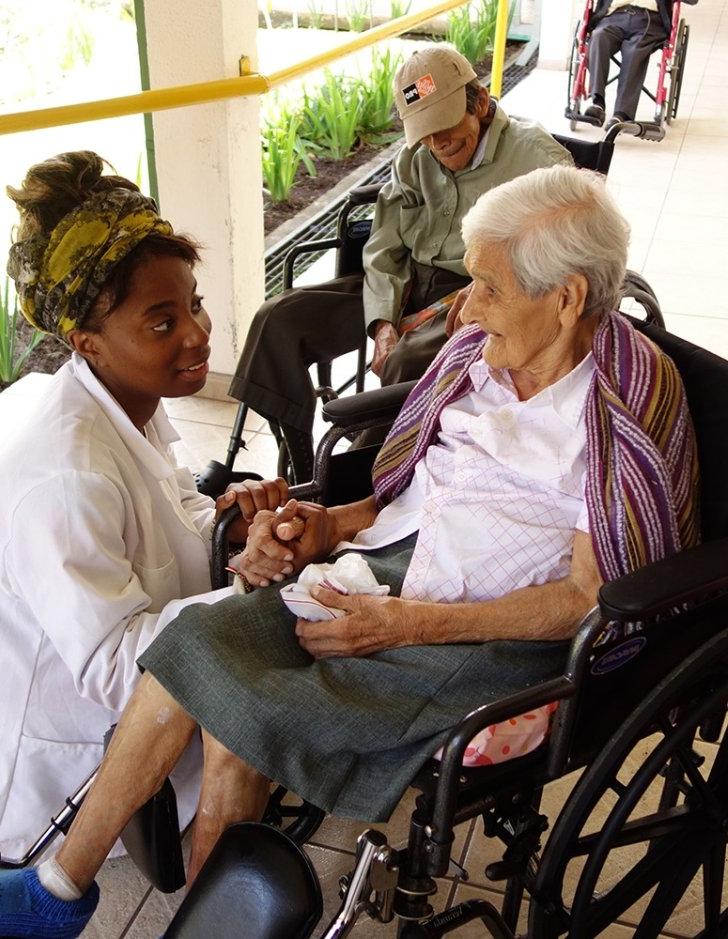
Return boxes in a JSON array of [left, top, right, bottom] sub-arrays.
[[0, 164, 698, 938]]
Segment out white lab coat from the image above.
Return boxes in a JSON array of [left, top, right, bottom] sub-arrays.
[[0, 354, 230, 858]]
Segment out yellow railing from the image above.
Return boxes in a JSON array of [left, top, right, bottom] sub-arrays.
[[0, 0, 510, 136]]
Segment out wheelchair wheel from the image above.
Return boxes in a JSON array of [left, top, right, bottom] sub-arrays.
[[264, 786, 326, 845], [530, 643, 728, 938], [667, 19, 689, 126], [566, 26, 582, 132]]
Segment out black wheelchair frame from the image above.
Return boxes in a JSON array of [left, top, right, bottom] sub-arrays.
[[197, 123, 667, 495], [160, 318, 728, 938]]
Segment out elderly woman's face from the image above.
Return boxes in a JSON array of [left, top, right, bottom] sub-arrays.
[[461, 241, 565, 373]]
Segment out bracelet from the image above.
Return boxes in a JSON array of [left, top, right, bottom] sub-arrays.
[[240, 573, 255, 594]]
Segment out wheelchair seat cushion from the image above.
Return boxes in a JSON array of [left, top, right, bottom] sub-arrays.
[[437, 701, 559, 767]]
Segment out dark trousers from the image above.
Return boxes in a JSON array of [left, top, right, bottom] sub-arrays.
[[228, 265, 469, 479], [588, 8, 667, 119]]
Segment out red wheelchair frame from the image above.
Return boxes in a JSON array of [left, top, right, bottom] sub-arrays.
[[566, 0, 690, 133]]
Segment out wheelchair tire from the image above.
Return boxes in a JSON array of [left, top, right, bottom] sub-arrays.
[[667, 19, 689, 126], [566, 26, 582, 131], [263, 786, 326, 845], [529, 636, 728, 938]]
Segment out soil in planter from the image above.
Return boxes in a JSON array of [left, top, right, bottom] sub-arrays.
[[264, 140, 391, 236]]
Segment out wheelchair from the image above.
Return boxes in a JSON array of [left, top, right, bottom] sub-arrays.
[[565, 0, 690, 135], [159, 315, 728, 938], [197, 123, 667, 494]]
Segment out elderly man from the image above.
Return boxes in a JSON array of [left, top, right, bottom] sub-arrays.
[[230, 44, 572, 482], [584, 0, 698, 129], [0, 166, 699, 938]]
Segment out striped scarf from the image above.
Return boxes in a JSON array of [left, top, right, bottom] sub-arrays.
[[372, 312, 700, 581]]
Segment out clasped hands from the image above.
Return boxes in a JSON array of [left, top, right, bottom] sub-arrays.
[[214, 479, 412, 658]]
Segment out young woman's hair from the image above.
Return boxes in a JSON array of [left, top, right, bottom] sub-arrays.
[[7, 151, 200, 332]]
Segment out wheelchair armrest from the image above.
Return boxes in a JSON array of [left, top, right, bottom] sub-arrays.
[[322, 380, 417, 428], [346, 184, 384, 206], [598, 538, 728, 622]]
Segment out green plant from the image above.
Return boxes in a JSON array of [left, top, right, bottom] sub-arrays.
[[389, 0, 412, 19], [0, 279, 43, 387], [261, 102, 318, 203], [60, 18, 95, 72], [346, 0, 369, 32], [307, 0, 325, 29], [357, 48, 403, 143], [299, 71, 364, 160], [446, 0, 501, 66]]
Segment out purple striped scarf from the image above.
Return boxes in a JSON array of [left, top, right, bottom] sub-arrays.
[[372, 312, 700, 581]]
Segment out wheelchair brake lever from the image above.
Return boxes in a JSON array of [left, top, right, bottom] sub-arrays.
[[324, 830, 398, 937]]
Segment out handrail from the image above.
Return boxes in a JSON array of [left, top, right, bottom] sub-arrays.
[[0, 0, 511, 136], [489, 0, 510, 98]]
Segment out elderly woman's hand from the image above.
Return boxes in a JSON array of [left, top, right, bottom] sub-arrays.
[[445, 284, 473, 337], [276, 500, 339, 572], [236, 500, 300, 587], [215, 477, 289, 543], [295, 588, 414, 658]]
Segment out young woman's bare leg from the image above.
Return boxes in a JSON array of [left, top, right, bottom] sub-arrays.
[[186, 730, 270, 886], [56, 673, 197, 892]]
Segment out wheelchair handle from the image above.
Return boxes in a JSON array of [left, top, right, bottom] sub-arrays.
[[346, 183, 384, 206]]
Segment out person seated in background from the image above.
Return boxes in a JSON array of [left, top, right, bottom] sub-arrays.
[[0, 152, 287, 862], [229, 44, 573, 483], [584, 0, 698, 130], [0, 164, 699, 939]]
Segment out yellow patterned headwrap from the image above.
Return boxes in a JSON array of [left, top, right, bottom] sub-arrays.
[[7, 188, 173, 339]]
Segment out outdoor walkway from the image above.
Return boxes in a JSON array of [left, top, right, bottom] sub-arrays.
[[77, 0, 727, 934]]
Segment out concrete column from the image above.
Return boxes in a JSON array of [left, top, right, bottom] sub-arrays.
[[538, 0, 582, 71], [144, 0, 264, 394]]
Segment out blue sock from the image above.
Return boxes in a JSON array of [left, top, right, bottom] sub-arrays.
[[0, 868, 99, 938]]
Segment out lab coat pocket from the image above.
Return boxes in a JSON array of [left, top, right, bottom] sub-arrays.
[[132, 555, 181, 614]]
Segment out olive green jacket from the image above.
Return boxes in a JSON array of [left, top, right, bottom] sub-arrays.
[[362, 105, 573, 333]]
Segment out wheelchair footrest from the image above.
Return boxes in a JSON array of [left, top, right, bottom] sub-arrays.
[[165, 823, 323, 939], [564, 109, 604, 127]]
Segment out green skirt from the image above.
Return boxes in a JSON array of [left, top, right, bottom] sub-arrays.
[[139, 534, 568, 821]]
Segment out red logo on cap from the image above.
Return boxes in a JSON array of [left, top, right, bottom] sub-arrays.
[[415, 74, 436, 98]]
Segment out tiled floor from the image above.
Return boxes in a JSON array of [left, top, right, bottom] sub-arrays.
[[18, 0, 727, 935]]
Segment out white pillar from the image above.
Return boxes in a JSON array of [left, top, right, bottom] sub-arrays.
[[538, 0, 582, 71], [144, 0, 264, 395]]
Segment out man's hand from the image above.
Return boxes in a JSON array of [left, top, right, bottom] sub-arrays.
[[215, 477, 289, 543], [371, 321, 399, 377], [445, 284, 473, 337], [295, 588, 413, 658]]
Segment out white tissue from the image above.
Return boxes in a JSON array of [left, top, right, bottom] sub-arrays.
[[280, 553, 390, 621]]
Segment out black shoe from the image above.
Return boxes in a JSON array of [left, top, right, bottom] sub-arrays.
[[605, 112, 631, 132], [584, 98, 606, 125]]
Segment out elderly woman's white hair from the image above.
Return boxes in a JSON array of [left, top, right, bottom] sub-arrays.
[[461, 165, 629, 317]]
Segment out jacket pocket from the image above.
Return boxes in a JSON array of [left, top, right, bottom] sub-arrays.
[[132, 555, 181, 614]]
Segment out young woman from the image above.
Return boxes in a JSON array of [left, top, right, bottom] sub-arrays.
[[0, 151, 288, 859]]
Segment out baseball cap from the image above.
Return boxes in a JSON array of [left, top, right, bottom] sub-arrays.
[[394, 45, 478, 147]]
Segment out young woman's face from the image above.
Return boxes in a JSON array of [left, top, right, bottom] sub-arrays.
[[74, 254, 211, 424]]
